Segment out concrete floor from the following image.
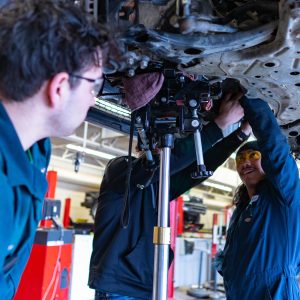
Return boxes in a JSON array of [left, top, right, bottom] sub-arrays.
[[174, 287, 226, 300], [174, 288, 196, 299]]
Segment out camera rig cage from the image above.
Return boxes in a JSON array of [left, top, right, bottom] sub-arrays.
[[132, 70, 242, 177]]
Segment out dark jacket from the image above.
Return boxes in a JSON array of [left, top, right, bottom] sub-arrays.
[[221, 98, 300, 300], [89, 121, 244, 299], [0, 103, 51, 299]]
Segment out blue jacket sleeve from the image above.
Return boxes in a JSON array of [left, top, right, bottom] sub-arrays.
[[103, 121, 223, 193], [0, 170, 16, 299], [240, 97, 300, 207], [170, 128, 245, 199], [113, 120, 224, 190], [168, 121, 223, 175]]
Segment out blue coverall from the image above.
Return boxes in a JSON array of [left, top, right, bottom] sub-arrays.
[[221, 97, 300, 299], [0, 102, 51, 299]]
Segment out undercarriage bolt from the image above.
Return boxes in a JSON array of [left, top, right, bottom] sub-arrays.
[[127, 69, 135, 77], [140, 59, 149, 69], [127, 57, 135, 65]]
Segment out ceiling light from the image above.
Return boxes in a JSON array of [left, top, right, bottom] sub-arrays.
[[202, 181, 232, 192], [66, 144, 116, 160], [202, 198, 231, 208], [94, 98, 131, 119]]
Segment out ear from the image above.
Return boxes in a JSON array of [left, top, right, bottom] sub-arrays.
[[47, 72, 70, 109]]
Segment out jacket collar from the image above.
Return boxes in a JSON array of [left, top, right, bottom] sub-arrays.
[[0, 102, 48, 198]]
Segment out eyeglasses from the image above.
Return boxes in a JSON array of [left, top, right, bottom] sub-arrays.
[[69, 74, 104, 97], [236, 150, 261, 166]]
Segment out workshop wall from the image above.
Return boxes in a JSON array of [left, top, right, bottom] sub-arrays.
[[55, 184, 95, 224], [53, 176, 232, 231]]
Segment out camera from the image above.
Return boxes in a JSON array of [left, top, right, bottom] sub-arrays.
[[134, 70, 243, 177], [135, 69, 225, 151]]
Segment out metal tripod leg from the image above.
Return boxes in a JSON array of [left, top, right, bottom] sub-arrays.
[[190, 109, 213, 179], [152, 134, 173, 300]]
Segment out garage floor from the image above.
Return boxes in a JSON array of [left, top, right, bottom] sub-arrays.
[[174, 287, 197, 299], [174, 287, 226, 300]]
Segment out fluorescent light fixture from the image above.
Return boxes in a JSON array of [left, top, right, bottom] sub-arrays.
[[66, 144, 116, 160], [95, 98, 131, 119], [248, 135, 256, 142], [202, 198, 231, 208], [202, 181, 232, 192]]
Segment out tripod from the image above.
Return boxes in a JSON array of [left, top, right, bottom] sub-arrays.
[[152, 121, 213, 300], [152, 133, 173, 300], [134, 74, 215, 300]]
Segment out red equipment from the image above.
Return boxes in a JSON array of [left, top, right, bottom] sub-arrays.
[[168, 199, 178, 299], [63, 198, 72, 228], [14, 170, 74, 300], [176, 196, 184, 236], [14, 229, 73, 300]]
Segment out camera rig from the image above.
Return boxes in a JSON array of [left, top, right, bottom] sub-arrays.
[[89, 67, 242, 300], [133, 69, 235, 299], [135, 68, 226, 179]]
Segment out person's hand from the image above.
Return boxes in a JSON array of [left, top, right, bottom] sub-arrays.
[[240, 120, 252, 136], [214, 92, 244, 130]]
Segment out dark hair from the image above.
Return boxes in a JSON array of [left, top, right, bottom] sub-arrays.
[[0, 0, 109, 101], [236, 141, 260, 156], [233, 183, 250, 207]]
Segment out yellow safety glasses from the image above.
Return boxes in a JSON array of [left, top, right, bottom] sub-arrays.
[[236, 150, 261, 166]]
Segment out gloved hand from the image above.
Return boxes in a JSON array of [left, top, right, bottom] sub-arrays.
[[214, 92, 245, 130]]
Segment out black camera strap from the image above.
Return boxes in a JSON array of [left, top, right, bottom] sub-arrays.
[[120, 110, 136, 228]]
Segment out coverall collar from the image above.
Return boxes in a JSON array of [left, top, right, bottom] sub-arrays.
[[0, 102, 47, 198]]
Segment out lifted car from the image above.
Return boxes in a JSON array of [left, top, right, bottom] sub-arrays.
[[82, 0, 300, 156]]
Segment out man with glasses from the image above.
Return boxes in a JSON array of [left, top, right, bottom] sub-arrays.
[[0, 0, 108, 298], [217, 97, 300, 299], [69, 74, 105, 98]]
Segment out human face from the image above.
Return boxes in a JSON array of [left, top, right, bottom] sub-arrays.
[[56, 66, 103, 136], [236, 149, 266, 187]]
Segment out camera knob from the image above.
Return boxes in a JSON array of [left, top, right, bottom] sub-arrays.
[[188, 99, 198, 108], [191, 119, 200, 129]]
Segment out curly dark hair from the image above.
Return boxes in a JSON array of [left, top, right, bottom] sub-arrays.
[[233, 183, 250, 207], [0, 0, 110, 101]]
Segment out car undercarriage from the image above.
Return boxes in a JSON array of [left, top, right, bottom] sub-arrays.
[[80, 0, 300, 156]]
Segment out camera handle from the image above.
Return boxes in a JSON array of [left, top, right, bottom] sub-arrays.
[[136, 116, 155, 166], [188, 102, 213, 179], [152, 133, 173, 300]]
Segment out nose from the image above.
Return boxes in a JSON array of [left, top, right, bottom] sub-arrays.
[[241, 159, 252, 169], [240, 159, 252, 169]]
